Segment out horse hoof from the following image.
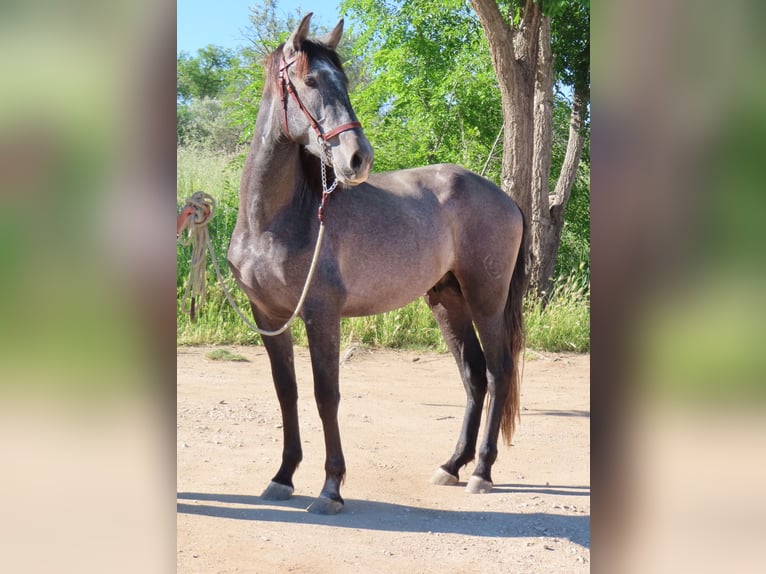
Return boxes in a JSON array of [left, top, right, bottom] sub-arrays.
[[306, 495, 344, 515], [430, 467, 459, 486], [466, 476, 493, 494], [261, 481, 294, 501]]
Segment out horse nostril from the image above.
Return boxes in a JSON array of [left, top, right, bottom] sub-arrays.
[[350, 152, 363, 171]]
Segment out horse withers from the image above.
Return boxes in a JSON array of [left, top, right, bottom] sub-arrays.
[[227, 13, 526, 514]]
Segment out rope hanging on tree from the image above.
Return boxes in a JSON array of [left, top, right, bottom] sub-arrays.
[[177, 191, 216, 321]]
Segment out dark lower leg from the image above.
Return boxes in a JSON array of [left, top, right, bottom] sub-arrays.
[[316, 396, 345, 503], [472, 362, 511, 484], [441, 337, 487, 478], [258, 320, 302, 489], [426, 283, 488, 480], [305, 313, 345, 504]]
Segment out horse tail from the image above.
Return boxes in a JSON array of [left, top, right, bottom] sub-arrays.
[[500, 210, 527, 446]]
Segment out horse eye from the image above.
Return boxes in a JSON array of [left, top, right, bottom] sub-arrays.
[[304, 75, 318, 88]]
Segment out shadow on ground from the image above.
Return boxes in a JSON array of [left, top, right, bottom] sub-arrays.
[[177, 489, 590, 549]]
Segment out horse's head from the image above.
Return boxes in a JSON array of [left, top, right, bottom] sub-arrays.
[[276, 13, 373, 186]]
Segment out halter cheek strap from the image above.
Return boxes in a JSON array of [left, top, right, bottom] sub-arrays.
[[279, 55, 361, 143]]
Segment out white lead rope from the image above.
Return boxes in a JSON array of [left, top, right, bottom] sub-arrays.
[[206, 222, 326, 337]]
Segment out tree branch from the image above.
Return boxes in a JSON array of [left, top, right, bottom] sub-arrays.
[[470, 0, 511, 65], [551, 83, 587, 212]]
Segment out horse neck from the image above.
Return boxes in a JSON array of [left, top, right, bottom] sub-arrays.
[[237, 94, 314, 230]]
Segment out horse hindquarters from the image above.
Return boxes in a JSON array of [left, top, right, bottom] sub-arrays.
[[428, 195, 525, 493]]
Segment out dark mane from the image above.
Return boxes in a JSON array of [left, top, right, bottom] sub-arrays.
[[264, 40, 347, 97]]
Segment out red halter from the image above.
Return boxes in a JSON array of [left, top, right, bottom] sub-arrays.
[[278, 55, 361, 143]]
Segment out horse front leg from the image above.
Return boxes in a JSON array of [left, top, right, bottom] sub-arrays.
[[253, 305, 302, 501], [303, 309, 345, 514]]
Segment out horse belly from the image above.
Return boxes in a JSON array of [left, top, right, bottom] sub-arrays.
[[340, 240, 449, 317]]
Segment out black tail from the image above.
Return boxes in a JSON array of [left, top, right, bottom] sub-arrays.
[[500, 211, 527, 446]]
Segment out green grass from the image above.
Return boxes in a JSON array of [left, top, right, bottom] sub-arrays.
[[523, 269, 590, 353], [205, 348, 249, 362], [177, 147, 589, 353]]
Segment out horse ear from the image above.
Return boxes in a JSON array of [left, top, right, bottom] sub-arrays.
[[284, 13, 313, 59], [318, 19, 344, 51]]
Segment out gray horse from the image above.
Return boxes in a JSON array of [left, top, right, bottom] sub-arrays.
[[227, 14, 526, 514]]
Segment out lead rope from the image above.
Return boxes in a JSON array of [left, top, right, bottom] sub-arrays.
[[177, 143, 337, 337]]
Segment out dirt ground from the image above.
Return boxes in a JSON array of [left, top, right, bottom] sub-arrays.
[[177, 345, 590, 573]]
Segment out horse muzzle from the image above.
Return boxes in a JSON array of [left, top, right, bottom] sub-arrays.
[[332, 130, 374, 186]]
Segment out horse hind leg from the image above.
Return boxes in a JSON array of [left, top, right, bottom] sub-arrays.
[[425, 274, 488, 486], [465, 309, 517, 494]]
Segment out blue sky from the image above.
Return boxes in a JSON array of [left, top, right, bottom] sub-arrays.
[[177, 0, 344, 55]]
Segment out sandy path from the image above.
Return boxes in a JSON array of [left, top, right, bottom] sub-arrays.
[[177, 346, 590, 573]]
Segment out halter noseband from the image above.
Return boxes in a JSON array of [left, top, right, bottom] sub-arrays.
[[278, 54, 361, 143]]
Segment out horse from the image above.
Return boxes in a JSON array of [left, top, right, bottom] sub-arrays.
[[227, 13, 526, 515]]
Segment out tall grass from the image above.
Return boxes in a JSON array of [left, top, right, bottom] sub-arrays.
[[523, 267, 590, 352], [177, 147, 589, 353]]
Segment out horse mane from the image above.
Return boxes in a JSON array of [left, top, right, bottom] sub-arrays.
[[264, 39, 348, 97]]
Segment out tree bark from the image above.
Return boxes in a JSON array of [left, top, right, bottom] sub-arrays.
[[470, 0, 541, 235], [536, 82, 587, 297], [530, 15, 554, 295], [471, 1, 587, 298]]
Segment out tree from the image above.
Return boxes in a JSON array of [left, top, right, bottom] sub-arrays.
[[532, 0, 590, 295], [177, 98, 242, 153], [470, 0, 590, 297], [177, 45, 238, 102], [177, 45, 241, 151], [342, 0, 503, 174]]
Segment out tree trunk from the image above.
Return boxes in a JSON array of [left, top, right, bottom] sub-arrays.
[[536, 82, 587, 297], [471, 1, 586, 299], [470, 0, 541, 256], [530, 15, 554, 296]]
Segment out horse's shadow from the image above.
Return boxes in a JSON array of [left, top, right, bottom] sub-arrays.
[[177, 487, 590, 549]]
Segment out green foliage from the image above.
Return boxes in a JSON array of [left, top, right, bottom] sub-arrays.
[[177, 148, 588, 352], [177, 45, 239, 102], [551, 94, 590, 278], [341, 0, 503, 179], [524, 268, 590, 352], [177, 147, 242, 290], [551, 0, 590, 96], [556, 160, 590, 278], [177, 45, 245, 152], [176, 2, 590, 352], [176, 98, 243, 152]]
